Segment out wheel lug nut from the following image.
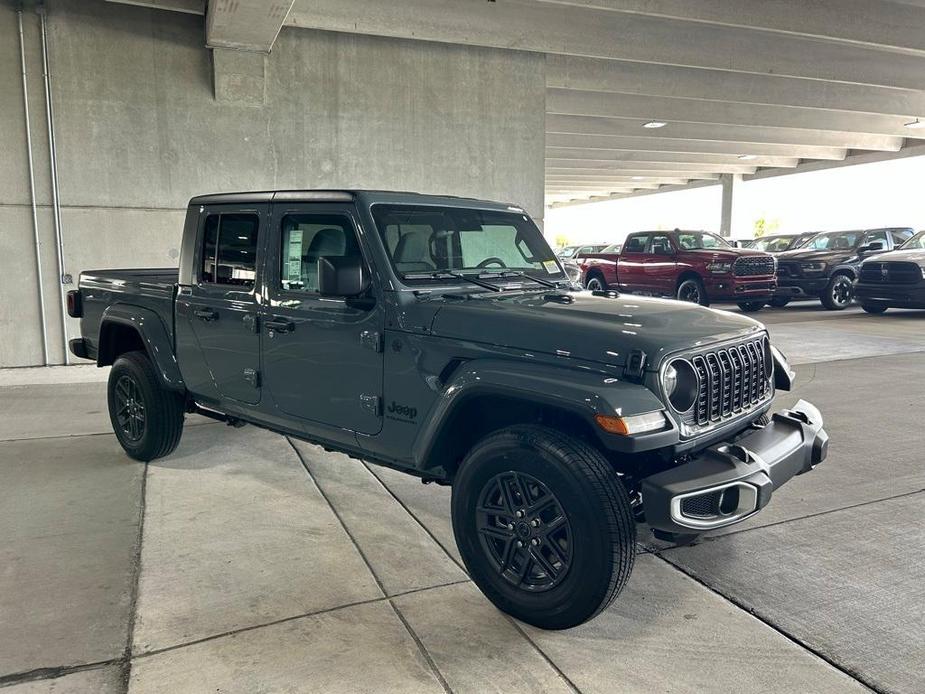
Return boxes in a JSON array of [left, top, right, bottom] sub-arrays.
[[531, 538, 540, 546], [531, 519, 540, 527], [515, 510, 524, 518], [507, 524, 514, 530], [516, 540, 523, 547]]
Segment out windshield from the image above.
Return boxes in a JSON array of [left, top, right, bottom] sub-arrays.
[[372, 204, 564, 283], [751, 235, 797, 253], [675, 231, 730, 250], [804, 231, 862, 251], [602, 243, 622, 253], [558, 246, 578, 258], [900, 231, 925, 250]]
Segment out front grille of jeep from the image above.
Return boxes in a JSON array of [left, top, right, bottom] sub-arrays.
[[733, 256, 776, 277], [859, 261, 921, 285], [689, 338, 771, 428]]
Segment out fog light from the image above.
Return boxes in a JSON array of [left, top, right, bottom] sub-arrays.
[[595, 411, 666, 435]]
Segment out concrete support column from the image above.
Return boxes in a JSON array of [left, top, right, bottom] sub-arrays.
[[720, 173, 741, 238], [212, 48, 266, 106]]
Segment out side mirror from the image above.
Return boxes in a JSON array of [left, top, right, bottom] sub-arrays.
[[859, 241, 884, 254], [318, 256, 370, 297]]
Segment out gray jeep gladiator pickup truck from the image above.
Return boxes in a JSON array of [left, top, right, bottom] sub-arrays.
[[68, 190, 829, 630]]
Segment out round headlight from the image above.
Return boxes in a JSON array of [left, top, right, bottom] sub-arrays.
[[663, 359, 698, 412]]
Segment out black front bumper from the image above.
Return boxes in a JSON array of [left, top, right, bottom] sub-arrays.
[[641, 400, 828, 533], [855, 281, 925, 308], [774, 277, 828, 298]]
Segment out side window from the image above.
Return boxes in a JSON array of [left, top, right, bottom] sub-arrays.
[[280, 213, 361, 293], [864, 230, 889, 247], [647, 234, 672, 254], [200, 213, 259, 288], [891, 229, 913, 245], [623, 234, 650, 253]]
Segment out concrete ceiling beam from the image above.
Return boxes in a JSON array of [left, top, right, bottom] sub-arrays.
[[546, 56, 925, 119], [545, 133, 848, 161], [547, 159, 757, 174], [547, 167, 721, 180], [547, 88, 925, 138], [534, 0, 925, 55], [546, 147, 800, 168], [207, 0, 294, 52], [287, 0, 925, 90], [545, 115, 905, 151], [105, 0, 204, 14]]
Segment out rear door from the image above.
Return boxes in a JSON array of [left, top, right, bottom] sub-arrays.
[[616, 233, 652, 291], [178, 205, 266, 405], [260, 202, 384, 435]]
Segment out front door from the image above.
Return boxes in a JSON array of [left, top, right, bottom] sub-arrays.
[[180, 205, 265, 405], [644, 233, 678, 296], [261, 203, 384, 435], [617, 233, 652, 291]]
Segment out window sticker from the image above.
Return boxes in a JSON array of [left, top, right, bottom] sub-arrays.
[[542, 259, 559, 274], [285, 229, 303, 286]]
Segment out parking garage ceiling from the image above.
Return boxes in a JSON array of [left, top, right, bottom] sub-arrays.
[[112, 0, 925, 207]]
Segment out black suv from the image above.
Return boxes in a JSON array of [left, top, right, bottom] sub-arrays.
[[773, 227, 914, 310]]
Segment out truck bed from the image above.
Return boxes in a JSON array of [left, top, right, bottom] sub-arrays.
[[78, 268, 180, 357]]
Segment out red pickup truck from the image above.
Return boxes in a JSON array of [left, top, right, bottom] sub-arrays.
[[579, 230, 777, 312]]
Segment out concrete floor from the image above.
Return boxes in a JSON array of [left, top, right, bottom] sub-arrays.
[[1, 305, 923, 693]]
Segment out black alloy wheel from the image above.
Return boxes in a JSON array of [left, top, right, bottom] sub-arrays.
[[475, 471, 573, 592], [586, 275, 605, 291], [821, 274, 854, 310], [114, 374, 146, 442], [677, 278, 708, 306]]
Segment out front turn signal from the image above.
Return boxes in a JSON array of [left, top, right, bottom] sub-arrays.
[[595, 411, 666, 436]]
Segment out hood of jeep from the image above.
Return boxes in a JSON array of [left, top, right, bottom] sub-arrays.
[[430, 291, 764, 368]]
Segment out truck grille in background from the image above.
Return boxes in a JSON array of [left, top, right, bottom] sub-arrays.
[[690, 339, 770, 426], [859, 262, 921, 285], [733, 256, 776, 277]]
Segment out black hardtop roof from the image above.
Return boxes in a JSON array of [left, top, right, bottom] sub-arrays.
[[188, 190, 524, 212]]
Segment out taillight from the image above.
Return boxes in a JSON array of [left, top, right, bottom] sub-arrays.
[[66, 290, 82, 318]]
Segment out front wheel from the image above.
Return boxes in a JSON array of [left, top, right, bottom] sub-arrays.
[[862, 303, 888, 314], [677, 277, 709, 306], [737, 301, 765, 313], [585, 274, 606, 291], [820, 274, 854, 310], [451, 425, 636, 630], [108, 350, 185, 461]]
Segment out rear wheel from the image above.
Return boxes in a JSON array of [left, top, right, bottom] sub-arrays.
[[451, 425, 635, 630], [108, 350, 185, 461], [862, 303, 888, 314], [821, 274, 854, 310], [769, 297, 791, 308], [737, 301, 765, 313], [677, 277, 709, 306]]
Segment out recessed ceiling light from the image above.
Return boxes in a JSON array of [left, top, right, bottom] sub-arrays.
[[642, 120, 667, 129], [905, 118, 925, 129], [738, 154, 757, 160], [631, 176, 645, 180]]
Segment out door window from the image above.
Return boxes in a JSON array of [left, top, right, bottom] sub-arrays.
[[647, 234, 672, 254], [280, 214, 361, 293], [200, 213, 259, 288], [623, 234, 650, 253], [863, 230, 889, 248]]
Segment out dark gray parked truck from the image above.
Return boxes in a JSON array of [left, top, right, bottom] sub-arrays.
[[68, 190, 829, 629]]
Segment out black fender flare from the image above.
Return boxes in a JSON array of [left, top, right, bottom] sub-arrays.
[[98, 305, 185, 392], [412, 358, 670, 466]]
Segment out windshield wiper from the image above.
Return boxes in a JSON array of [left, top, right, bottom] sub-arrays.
[[404, 271, 504, 292], [494, 271, 560, 289]]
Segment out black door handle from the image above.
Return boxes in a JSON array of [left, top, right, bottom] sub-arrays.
[[265, 317, 294, 333], [194, 308, 218, 322]]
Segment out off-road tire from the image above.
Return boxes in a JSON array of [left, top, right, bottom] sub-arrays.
[[737, 301, 765, 313], [769, 297, 791, 308], [451, 425, 636, 630], [861, 303, 888, 314], [820, 273, 854, 310], [677, 277, 709, 306], [585, 273, 606, 291], [108, 350, 185, 461]]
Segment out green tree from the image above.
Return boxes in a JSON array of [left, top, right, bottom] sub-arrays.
[[753, 216, 781, 238]]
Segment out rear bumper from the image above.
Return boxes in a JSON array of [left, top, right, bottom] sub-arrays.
[[641, 399, 828, 533], [855, 281, 925, 308]]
